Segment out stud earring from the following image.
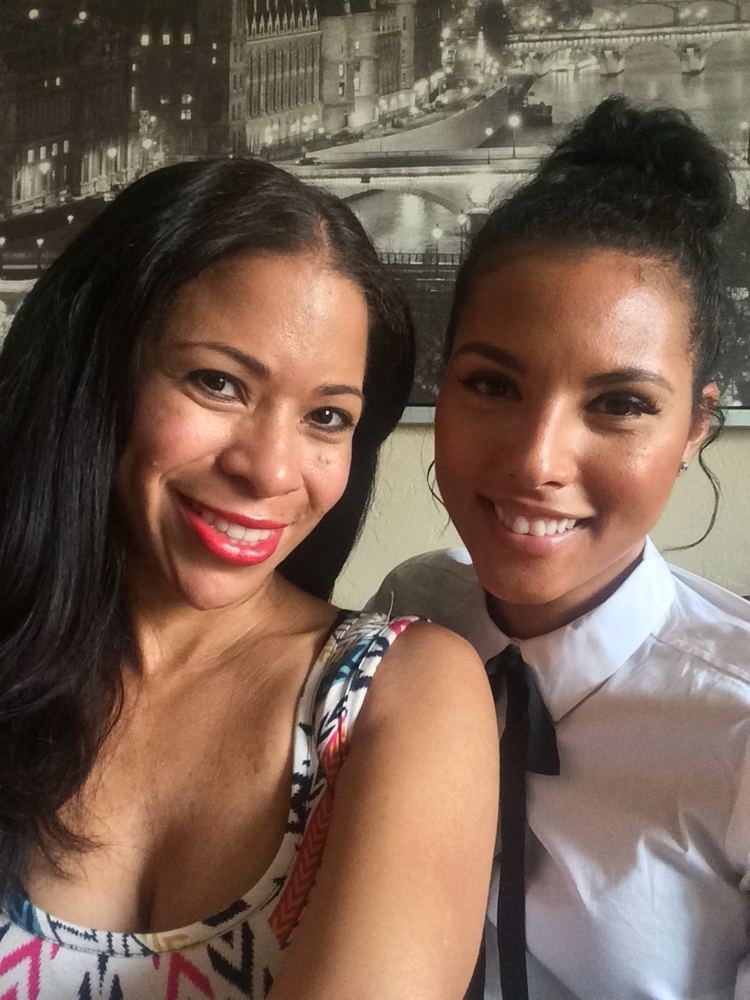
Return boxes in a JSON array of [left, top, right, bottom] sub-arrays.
[[679, 461, 689, 474]]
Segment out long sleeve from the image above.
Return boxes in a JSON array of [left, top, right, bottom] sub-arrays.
[[729, 737, 750, 1000]]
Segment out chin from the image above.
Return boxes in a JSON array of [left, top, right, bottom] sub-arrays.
[[475, 561, 575, 610], [172, 567, 270, 612]]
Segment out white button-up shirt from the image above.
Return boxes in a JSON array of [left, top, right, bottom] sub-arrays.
[[369, 540, 750, 1000]]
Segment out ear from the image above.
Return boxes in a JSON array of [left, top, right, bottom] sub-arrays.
[[682, 382, 720, 464]]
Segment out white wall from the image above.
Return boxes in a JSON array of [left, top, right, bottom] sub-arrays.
[[334, 424, 750, 609]]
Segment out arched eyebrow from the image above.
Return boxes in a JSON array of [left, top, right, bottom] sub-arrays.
[[453, 342, 525, 373], [584, 368, 674, 393], [174, 340, 271, 379], [453, 344, 673, 393], [317, 383, 365, 402], [172, 340, 364, 400]]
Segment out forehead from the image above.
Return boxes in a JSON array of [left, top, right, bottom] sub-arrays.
[[160, 251, 369, 365], [165, 252, 362, 329], [457, 247, 693, 371]]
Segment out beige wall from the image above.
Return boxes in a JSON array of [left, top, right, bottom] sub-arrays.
[[334, 424, 750, 609]]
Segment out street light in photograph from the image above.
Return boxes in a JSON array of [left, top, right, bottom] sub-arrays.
[[66, 213, 74, 225], [0, 236, 6, 277], [508, 113, 522, 158], [431, 225, 443, 257], [35, 237, 45, 273], [741, 121, 750, 163], [141, 135, 154, 173], [106, 145, 118, 191], [484, 125, 493, 164], [139, 110, 159, 172], [38, 158, 51, 199], [457, 212, 469, 256]]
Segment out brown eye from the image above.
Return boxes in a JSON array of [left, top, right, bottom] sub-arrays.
[[590, 393, 660, 417], [459, 373, 519, 399], [307, 407, 353, 432], [192, 370, 241, 400]]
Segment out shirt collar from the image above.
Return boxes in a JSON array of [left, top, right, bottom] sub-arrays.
[[463, 539, 676, 722]]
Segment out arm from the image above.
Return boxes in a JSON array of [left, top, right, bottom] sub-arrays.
[[269, 621, 499, 1000], [731, 736, 750, 999]]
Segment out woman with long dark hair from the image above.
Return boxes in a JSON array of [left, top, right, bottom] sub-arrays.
[[0, 158, 499, 998], [373, 97, 750, 999]]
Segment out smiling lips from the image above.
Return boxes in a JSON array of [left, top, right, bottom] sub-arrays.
[[181, 496, 286, 566], [493, 503, 584, 538]]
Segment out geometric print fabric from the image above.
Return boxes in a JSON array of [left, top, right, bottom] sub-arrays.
[[0, 612, 417, 999]]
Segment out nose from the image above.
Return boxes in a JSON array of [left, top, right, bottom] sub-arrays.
[[503, 400, 581, 491], [217, 408, 304, 498]]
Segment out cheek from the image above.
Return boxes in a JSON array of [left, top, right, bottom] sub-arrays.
[[435, 443, 471, 510], [122, 390, 221, 479], [594, 443, 680, 530], [307, 445, 354, 514], [435, 399, 483, 502]]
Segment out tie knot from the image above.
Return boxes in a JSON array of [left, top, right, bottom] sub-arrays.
[[487, 645, 561, 778], [490, 645, 526, 681]]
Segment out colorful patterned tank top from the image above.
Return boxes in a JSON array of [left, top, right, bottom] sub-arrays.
[[0, 612, 417, 1000]]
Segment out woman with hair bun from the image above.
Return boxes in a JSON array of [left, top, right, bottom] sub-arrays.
[[0, 159, 499, 998], [372, 97, 750, 999]]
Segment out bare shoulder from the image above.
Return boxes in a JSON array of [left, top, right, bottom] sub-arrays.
[[345, 616, 499, 862], [350, 618, 494, 742], [384, 617, 484, 667], [270, 615, 498, 999], [390, 617, 483, 663]]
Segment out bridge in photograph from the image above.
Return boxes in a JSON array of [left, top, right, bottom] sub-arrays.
[[506, 19, 750, 75], [588, 0, 748, 23], [289, 149, 547, 218], [289, 153, 750, 217]]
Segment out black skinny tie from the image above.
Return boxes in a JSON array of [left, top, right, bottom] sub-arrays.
[[466, 646, 560, 1000]]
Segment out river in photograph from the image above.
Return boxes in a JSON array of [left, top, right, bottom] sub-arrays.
[[515, 35, 750, 152], [351, 192, 466, 254]]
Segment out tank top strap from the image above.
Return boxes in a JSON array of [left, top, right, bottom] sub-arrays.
[[311, 612, 420, 787]]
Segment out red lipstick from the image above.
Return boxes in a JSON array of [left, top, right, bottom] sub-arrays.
[[180, 496, 285, 566]]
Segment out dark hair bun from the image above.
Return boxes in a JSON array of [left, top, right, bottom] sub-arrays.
[[538, 96, 734, 230]]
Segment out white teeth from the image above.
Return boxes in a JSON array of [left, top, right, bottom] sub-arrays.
[[498, 506, 579, 537], [196, 505, 275, 544], [235, 527, 273, 544]]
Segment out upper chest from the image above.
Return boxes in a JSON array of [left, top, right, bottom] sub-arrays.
[[24, 645, 319, 933]]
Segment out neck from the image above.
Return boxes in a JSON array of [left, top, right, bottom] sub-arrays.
[[488, 544, 645, 640], [125, 572, 287, 679]]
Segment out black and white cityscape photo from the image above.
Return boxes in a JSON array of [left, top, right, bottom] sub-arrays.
[[0, 0, 749, 411]]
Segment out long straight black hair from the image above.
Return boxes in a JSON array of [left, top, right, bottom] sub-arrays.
[[0, 158, 414, 896]]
